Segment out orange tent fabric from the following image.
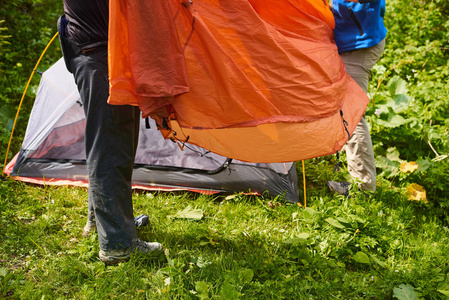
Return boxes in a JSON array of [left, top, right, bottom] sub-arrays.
[[108, 0, 369, 163]]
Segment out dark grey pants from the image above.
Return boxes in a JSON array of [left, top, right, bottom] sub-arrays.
[[70, 48, 140, 250]]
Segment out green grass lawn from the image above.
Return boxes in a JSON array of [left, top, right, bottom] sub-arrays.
[[1, 160, 448, 299], [1, 0, 448, 298]]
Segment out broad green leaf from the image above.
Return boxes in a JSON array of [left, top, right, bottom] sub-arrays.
[[392, 93, 409, 104], [0, 268, 7, 277], [284, 237, 306, 246], [303, 207, 318, 214], [195, 281, 210, 300], [437, 289, 449, 297], [196, 256, 212, 268], [220, 281, 240, 299], [375, 156, 400, 178], [353, 252, 370, 264], [284, 232, 310, 245], [393, 284, 419, 300], [388, 115, 410, 127], [369, 254, 386, 268], [437, 286, 449, 297], [325, 218, 346, 229], [297, 232, 310, 239], [372, 64, 386, 76], [377, 114, 409, 128], [336, 217, 350, 224], [353, 215, 367, 224], [386, 94, 409, 113], [303, 207, 318, 218], [168, 205, 204, 220], [437, 278, 449, 297], [416, 158, 431, 172], [386, 147, 402, 162], [428, 127, 443, 140], [238, 269, 254, 285], [388, 76, 408, 96], [301, 207, 319, 223]]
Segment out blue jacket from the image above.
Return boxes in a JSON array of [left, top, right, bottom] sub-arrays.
[[332, 0, 387, 54]]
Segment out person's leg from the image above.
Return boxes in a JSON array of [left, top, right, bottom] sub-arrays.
[[71, 49, 139, 250], [340, 40, 385, 93], [344, 116, 376, 191], [81, 198, 96, 237], [339, 39, 385, 192]]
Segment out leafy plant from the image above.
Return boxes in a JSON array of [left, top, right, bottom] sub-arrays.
[[393, 284, 420, 300], [0, 0, 62, 167], [364, 0, 449, 222]]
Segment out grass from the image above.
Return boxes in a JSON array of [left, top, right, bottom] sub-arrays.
[[1, 159, 448, 299]]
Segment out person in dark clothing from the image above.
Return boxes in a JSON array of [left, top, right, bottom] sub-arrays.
[[60, 0, 162, 265]]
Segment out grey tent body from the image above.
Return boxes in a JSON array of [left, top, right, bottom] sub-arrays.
[[6, 58, 299, 202]]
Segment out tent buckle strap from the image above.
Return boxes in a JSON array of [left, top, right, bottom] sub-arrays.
[[340, 110, 351, 139], [181, 0, 193, 8], [145, 117, 151, 129], [170, 130, 190, 151]]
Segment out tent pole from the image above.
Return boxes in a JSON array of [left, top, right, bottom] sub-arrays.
[[2, 32, 59, 176], [302, 160, 306, 207]]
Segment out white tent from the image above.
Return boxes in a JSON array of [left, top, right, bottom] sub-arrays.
[[5, 58, 299, 202]]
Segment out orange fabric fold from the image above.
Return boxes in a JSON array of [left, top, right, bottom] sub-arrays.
[[108, 0, 190, 108], [108, 0, 369, 163]]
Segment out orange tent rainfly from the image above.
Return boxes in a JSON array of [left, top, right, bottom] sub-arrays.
[[108, 0, 369, 163]]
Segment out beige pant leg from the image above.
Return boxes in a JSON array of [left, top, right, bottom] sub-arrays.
[[345, 116, 376, 191], [340, 39, 385, 192]]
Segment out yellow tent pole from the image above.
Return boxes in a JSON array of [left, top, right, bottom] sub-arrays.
[[302, 160, 306, 207], [2, 31, 59, 176]]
